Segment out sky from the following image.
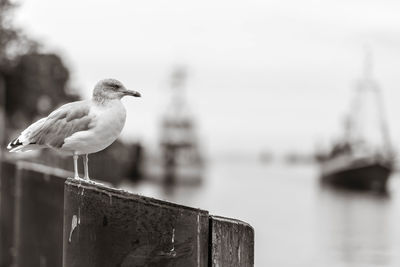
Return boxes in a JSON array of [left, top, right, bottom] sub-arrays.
[[12, 0, 400, 157]]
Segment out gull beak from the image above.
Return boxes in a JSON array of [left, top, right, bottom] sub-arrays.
[[122, 89, 141, 97]]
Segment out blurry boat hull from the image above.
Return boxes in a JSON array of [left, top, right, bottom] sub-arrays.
[[320, 158, 391, 192]]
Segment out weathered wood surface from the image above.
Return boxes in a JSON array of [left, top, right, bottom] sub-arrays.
[[63, 178, 210, 267], [209, 215, 254, 267], [0, 160, 71, 267], [1, 161, 255, 267], [0, 161, 17, 267]]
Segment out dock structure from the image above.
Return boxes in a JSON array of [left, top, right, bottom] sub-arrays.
[[209, 216, 254, 266], [0, 161, 68, 267], [0, 160, 254, 267]]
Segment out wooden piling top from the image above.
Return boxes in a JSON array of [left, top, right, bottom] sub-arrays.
[[209, 215, 255, 267], [1, 161, 255, 267], [65, 178, 208, 213], [63, 178, 210, 267]]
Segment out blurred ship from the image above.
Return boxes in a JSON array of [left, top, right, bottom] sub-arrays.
[[145, 67, 204, 186], [316, 52, 395, 192]]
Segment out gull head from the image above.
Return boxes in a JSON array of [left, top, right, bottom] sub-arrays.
[[93, 78, 141, 102]]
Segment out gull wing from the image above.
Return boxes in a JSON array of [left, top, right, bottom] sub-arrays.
[[8, 100, 96, 151]]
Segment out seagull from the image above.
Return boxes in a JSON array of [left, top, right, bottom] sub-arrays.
[[7, 78, 141, 180]]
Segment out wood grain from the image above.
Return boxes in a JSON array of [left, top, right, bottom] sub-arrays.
[[63, 178, 209, 267], [209, 215, 254, 267]]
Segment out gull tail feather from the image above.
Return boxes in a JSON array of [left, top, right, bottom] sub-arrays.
[[8, 143, 41, 153], [7, 118, 46, 152], [7, 137, 24, 151], [7, 136, 41, 152]]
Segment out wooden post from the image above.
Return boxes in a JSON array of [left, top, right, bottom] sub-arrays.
[[0, 74, 5, 158], [1, 162, 255, 266], [209, 216, 254, 267], [63, 178, 210, 267], [0, 161, 17, 267], [0, 74, 6, 196], [0, 161, 70, 267]]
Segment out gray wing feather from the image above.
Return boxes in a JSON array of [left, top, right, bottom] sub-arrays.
[[28, 101, 95, 148]]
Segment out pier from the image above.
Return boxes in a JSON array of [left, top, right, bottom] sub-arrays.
[[0, 160, 254, 267]]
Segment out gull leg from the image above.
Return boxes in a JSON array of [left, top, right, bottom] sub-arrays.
[[83, 154, 90, 180], [73, 153, 80, 179]]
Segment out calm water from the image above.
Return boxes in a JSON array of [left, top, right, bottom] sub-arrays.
[[126, 159, 400, 266]]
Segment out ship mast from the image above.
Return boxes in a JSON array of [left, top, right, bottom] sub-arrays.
[[351, 48, 392, 155], [169, 66, 187, 115], [159, 66, 203, 191]]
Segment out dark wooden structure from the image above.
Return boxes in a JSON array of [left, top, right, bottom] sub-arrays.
[[63, 178, 209, 266], [0, 161, 70, 267], [0, 160, 254, 267], [209, 216, 254, 267]]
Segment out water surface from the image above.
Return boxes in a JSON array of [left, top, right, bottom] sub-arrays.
[[127, 160, 400, 266]]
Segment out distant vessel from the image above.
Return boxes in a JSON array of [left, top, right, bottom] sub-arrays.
[[317, 52, 395, 192], [145, 67, 204, 187]]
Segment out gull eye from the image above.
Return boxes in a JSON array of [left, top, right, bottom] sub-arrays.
[[108, 83, 120, 90]]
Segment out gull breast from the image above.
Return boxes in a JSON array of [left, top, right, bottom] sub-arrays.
[[62, 100, 126, 154]]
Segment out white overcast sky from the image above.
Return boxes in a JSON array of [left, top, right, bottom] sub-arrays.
[[13, 0, 400, 156]]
